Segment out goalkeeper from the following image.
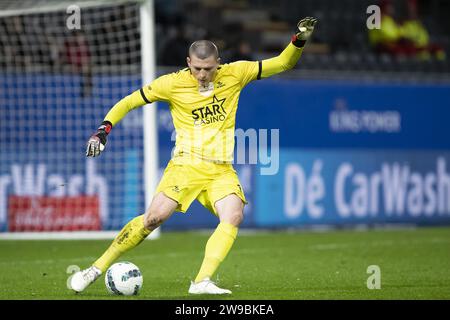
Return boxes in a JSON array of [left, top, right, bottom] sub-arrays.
[[70, 17, 317, 295]]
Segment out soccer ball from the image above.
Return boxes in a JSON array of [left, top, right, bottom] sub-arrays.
[[105, 261, 143, 296]]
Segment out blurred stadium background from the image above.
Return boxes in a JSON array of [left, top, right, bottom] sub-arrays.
[[1, 0, 450, 235]]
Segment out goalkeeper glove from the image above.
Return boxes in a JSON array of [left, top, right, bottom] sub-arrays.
[[86, 121, 112, 157], [292, 17, 318, 47]]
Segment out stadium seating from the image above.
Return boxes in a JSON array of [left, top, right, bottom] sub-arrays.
[[153, 0, 450, 79]]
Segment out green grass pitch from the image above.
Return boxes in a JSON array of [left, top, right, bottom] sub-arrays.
[[0, 226, 449, 300]]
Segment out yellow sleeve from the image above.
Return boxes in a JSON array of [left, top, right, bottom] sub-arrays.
[[229, 42, 303, 87], [229, 60, 260, 88], [260, 42, 304, 78], [140, 73, 174, 103], [103, 90, 146, 126], [104, 73, 174, 126]]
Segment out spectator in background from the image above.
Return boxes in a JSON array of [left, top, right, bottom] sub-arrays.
[[400, 0, 446, 60], [369, 0, 446, 61], [63, 30, 93, 97], [368, 0, 417, 57]]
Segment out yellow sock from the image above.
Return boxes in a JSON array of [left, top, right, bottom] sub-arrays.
[[194, 222, 238, 283], [93, 214, 150, 273]]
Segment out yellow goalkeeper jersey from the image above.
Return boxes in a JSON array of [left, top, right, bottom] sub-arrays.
[[141, 61, 259, 162], [103, 42, 303, 163]]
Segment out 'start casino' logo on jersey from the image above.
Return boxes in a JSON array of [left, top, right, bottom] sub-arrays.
[[192, 95, 227, 126]]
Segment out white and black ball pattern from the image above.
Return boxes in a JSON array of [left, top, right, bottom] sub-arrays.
[[105, 261, 143, 296]]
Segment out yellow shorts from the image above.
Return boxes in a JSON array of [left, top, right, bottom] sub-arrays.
[[155, 157, 247, 215]]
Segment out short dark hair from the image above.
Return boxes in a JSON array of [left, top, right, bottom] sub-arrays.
[[189, 40, 219, 59]]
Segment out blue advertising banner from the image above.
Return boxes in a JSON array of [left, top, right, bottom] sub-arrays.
[[2, 73, 450, 231], [236, 79, 450, 149], [255, 149, 450, 226]]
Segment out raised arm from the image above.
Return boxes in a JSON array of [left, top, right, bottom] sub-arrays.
[[260, 17, 317, 79]]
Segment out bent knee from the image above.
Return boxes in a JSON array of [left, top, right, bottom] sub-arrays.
[[220, 210, 244, 227]]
